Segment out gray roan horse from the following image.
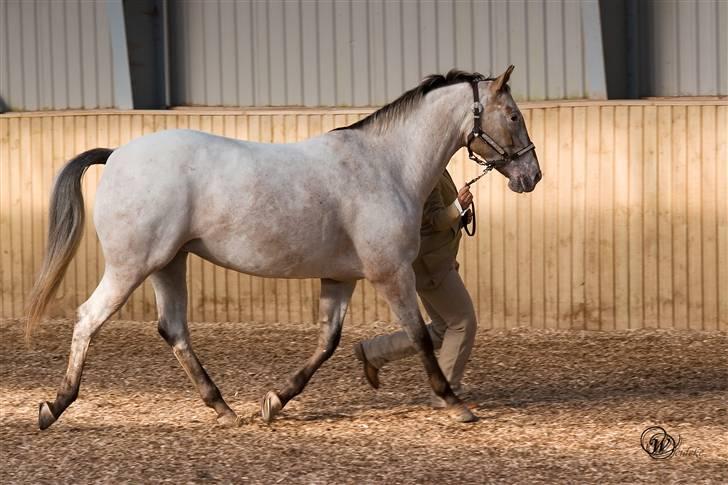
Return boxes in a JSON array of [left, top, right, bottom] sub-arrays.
[[27, 66, 540, 430]]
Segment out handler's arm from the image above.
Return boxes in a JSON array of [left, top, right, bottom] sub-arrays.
[[422, 185, 463, 231]]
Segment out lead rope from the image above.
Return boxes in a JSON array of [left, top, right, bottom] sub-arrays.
[[463, 201, 477, 236], [462, 168, 491, 237], [461, 168, 491, 237]]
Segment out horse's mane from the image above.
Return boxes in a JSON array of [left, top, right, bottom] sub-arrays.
[[334, 70, 494, 133]]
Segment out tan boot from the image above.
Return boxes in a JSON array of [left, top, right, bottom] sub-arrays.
[[353, 342, 380, 389]]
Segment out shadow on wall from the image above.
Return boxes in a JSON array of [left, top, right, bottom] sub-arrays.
[[0, 96, 8, 113]]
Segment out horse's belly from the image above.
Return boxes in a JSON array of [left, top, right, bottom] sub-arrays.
[[183, 233, 364, 280]]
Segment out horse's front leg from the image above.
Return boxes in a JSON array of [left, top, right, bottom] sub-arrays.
[[261, 278, 356, 422], [371, 265, 477, 423]]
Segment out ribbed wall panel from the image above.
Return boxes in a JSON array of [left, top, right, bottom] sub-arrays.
[[168, 0, 599, 106], [0, 0, 116, 111], [1, 100, 726, 330], [644, 0, 728, 96], [3, 0, 726, 112]]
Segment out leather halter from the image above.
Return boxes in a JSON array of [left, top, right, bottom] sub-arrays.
[[465, 77, 536, 175], [461, 77, 536, 237]]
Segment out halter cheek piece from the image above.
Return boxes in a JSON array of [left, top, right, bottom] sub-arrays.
[[461, 77, 536, 236], [465, 77, 536, 183]]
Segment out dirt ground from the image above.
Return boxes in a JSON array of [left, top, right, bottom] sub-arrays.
[[1, 318, 726, 484]]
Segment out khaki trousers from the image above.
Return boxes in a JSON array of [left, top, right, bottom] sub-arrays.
[[361, 267, 477, 391]]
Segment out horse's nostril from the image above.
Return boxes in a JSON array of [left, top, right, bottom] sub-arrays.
[[534, 171, 542, 184]]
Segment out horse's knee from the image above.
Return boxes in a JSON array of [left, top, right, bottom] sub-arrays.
[[325, 331, 342, 357], [157, 318, 174, 344], [158, 318, 186, 347]]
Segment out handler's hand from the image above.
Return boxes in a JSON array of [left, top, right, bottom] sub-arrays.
[[458, 185, 473, 209]]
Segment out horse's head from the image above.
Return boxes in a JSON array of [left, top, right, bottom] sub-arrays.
[[468, 65, 542, 193]]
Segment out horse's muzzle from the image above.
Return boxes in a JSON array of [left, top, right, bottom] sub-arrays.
[[509, 170, 541, 193]]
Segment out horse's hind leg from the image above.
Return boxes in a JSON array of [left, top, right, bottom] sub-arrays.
[[371, 265, 477, 423], [38, 269, 141, 430], [261, 279, 356, 422], [150, 252, 238, 427]]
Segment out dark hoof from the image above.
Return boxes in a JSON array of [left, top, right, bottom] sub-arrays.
[[38, 401, 57, 430], [260, 391, 283, 423], [353, 342, 380, 389], [216, 412, 241, 428], [447, 404, 479, 423]]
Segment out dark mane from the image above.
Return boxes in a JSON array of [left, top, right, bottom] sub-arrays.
[[334, 70, 493, 133]]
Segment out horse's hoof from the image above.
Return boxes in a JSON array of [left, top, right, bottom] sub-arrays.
[[261, 391, 283, 423], [38, 401, 57, 430], [216, 412, 241, 428], [447, 404, 479, 423]]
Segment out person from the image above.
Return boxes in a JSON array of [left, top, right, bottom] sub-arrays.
[[354, 169, 478, 408]]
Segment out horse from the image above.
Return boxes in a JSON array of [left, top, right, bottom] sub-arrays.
[[27, 66, 541, 430]]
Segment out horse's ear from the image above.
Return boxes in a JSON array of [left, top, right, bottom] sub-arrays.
[[491, 65, 515, 92]]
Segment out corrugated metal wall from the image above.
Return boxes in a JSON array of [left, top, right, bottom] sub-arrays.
[[3, 0, 725, 112], [2, 100, 727, 330], [0, 0, 116, 111], [168, 0, 602, 107], [642, 0, 728, 97]]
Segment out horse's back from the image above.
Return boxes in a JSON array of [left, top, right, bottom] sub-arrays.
[[100, 128, 289, 197]]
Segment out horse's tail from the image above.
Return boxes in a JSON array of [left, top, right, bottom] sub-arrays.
[[26, 148, 114, 341]]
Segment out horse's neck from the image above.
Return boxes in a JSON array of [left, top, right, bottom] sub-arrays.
[[382, 84, 473, 204]]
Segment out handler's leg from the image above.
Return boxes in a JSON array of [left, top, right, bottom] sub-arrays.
[[356, 268, 475, 394], [151, 252, 238, 427], [371, 266, 476, 423], [357, 302, 446, 370], [261, 279, 356, 423], [419, 268, 477, 394]]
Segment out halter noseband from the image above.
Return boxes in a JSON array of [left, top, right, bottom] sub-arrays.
[[465, 77, 536, 176]]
